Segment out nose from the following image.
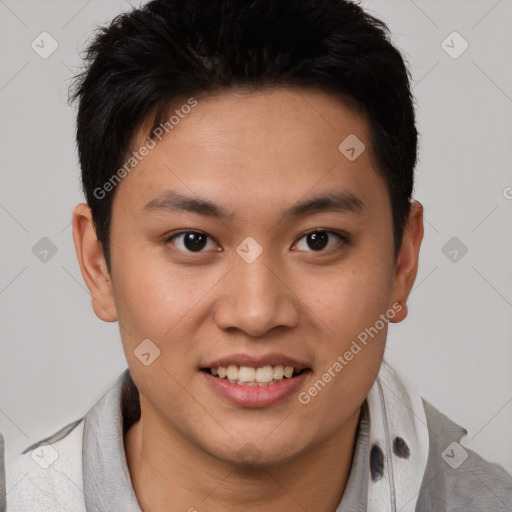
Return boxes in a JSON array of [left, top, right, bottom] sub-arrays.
[[213, 251, 300, 337]]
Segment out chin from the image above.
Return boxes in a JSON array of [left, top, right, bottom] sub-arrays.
[[202, 433, 307, 469]]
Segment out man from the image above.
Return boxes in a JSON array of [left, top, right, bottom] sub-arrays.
[[6, 0, 512, 510]]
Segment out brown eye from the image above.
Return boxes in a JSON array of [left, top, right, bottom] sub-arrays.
[[293, 230, 348, 252], [166, 231, 218, 253], [306, 231, 329, 251]]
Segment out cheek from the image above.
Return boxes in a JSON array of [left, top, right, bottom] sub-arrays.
[[299, 257, 393, 338], [111, 255, 209, 397], [111, 245, 234, 364], [110, 245, 205, 338], [297, 255, 392, 419]]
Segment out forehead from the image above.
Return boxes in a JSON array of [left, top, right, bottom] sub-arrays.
[[113, 86, 388, 221]]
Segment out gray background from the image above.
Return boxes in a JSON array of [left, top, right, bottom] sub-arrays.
[[1, 0, 511, 483]]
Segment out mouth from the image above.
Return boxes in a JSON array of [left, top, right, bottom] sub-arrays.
[[201, 364, 309, 387], [200, 354, 312, 407]]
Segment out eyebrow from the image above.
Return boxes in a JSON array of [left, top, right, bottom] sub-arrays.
[[142, 189, 365, 220]]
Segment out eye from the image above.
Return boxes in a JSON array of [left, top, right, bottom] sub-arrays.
[[165, 230, 220, 253], [164, 229, 349, 254], [293, 230, 348, 252]]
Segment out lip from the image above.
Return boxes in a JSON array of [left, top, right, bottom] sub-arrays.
[[202, 353, 310, 371], [202, 369, 311, 408]]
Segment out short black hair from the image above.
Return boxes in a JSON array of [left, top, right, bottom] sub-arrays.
[[69, 0, 418, 271]]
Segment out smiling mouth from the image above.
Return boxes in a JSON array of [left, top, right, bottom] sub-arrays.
[[201, 364, 309, 386]]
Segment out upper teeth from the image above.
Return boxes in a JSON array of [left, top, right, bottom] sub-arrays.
[[211, 364, 296, 384]]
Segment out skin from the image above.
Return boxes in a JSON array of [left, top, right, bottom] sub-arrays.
[[72, 86, 423, 512]]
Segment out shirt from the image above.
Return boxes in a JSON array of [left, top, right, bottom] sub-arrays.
[[6, 368, 512, 511]]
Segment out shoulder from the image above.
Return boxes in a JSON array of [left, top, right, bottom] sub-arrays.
[[417, 399, 512, 512], [6, 418, 87, 512]]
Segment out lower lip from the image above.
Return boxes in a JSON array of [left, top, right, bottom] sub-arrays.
[[202, 370, 310, 408]]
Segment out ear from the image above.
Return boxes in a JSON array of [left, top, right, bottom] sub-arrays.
[[388, 200, 424, 323], [72, 203, 118, 322]]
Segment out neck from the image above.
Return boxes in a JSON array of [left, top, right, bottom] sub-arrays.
[[125, 404, 361, 512]]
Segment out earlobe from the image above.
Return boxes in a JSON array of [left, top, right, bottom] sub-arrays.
[[389, 200, 424, 324], [390, 300, 408, 323], [72, 203, 118, 322]]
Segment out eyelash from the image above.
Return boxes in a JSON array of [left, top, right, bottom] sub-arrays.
[[163, 229, 350, 254]]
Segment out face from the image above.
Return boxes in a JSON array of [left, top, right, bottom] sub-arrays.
[[74, 86, 422, 467]]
